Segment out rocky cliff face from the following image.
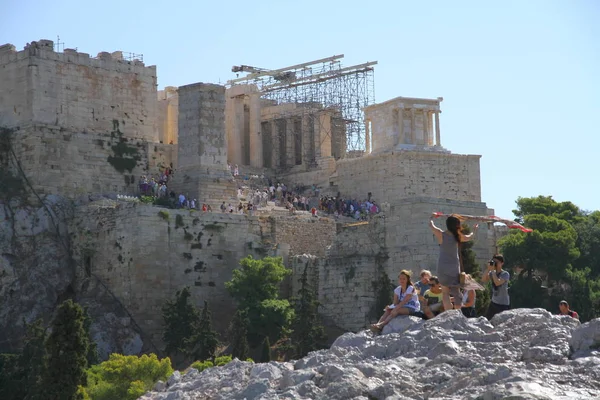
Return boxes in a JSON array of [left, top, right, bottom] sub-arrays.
[[0, 196, 73, 350], [0, 195, 143, 358], [141, 309, 600, 400]]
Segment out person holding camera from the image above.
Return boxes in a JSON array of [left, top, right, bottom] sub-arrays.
[[482, 254, 510, 320]]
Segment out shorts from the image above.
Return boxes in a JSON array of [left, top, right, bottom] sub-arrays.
[[429, 303, 443, 313]]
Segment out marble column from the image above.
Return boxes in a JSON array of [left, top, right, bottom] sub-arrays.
[[365, 119, 370, 154], [398, 108, 404, 145], [410, 108, 416, 144], [435, 111, 441, 146], [428, 111, 434, 145], [422, 110, 430, 146]]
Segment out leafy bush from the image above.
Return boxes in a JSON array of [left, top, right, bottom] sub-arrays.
[[190, 360, 214, 372], [83, 353, 173, 400], [140, 196, 155, 204], [190, 356, 234, 373], [158, 210, 170, 221], [225, 256, 294, 346], [214, 355, 232, 366]]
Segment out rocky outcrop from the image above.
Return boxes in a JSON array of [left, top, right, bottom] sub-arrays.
[[0, 196, 73, 350], [140, 309, 600, 400], [0, 195, 143, 358]]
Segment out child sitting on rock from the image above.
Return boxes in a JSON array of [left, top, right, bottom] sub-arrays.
[[422, 276, 444, 319], [371, 270, 420, 332]]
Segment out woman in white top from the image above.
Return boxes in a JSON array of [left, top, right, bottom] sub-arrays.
[[371, 270, 420, 332]]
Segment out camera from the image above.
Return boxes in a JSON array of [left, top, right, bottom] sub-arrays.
[[488, 259, 496, 267]]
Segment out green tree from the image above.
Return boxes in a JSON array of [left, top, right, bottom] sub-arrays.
[[513, 195, 583, 225], [83, 308, 99, 367], [83, 353, 173, 400], [0, 319, 49, 400], [500, 214, 579, 283], [290, 265, 327, 358], [260, 337, 272, 363], [20, 319, 48, 400], [162, 287, 200, 358], [188, 301, 219, 362], [225, 256, 294, 346], [0, 353, 22, 400], [43, 300, 90, 400], [573, 211, 600, 277], [500, 196, 600, 320], [229, 309, 249, 360]]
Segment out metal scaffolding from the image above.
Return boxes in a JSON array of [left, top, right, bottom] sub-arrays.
[[227, 55, 376, 154]]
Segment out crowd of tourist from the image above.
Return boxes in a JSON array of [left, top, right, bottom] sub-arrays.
[[371, 264, 579, 333], [370, 213, 581, 332]]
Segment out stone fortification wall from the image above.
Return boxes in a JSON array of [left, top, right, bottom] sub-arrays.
[[385, 197, 495, 275], [157, 86, 178, 145], [171, 83, 236, 204], [10, 124, 165, 198], [269, 215, 337, 258], [292, 197, 495, 332], [0, 43, 33, 126], [292, 218, 388, 332], [70, 203, 271, 346], [332, 151, 481, 204], [0, 40, 158, 141]]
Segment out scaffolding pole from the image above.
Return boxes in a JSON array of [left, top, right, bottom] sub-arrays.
[[228, 55, 376, 155]]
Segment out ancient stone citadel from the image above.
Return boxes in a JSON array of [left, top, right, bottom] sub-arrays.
[[0, 39, 499, 356]]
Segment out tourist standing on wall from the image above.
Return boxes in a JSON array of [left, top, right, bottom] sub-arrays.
[[482, 255, 510, 320], [429, 214, 478, 312]]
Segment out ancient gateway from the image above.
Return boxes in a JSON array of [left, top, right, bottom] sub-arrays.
[[0, 40, 497, 353]]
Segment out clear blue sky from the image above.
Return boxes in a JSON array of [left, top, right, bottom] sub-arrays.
[[2, 0, 599, 219]]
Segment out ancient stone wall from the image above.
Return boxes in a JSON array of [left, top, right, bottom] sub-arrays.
[[70, 203, 271, 346], [0, 40, 158, 141], [0, 44, 32, 127], [11, 124, 155, 198], [331, 151, 481, 205], [157, 86, 178, 145], [269, 215, 337, 258], [291, 218, 387, 332], [385, 197, 495, 276], [170, 83, 236, 204], [292, 197, 495, 332]]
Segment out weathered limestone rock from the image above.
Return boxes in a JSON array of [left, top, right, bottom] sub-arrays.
[[0, 197, 73, 350], [140, 309, 600, 400], [0, 196, 143, 358]]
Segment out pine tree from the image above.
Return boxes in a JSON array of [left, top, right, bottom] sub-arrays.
[[188, 301, 219, 362], [290, 265, 327, 358], [162, 287, 200, 357], [229, 309, 249, 361], [43, 300, 90, 400], [82, 307, 99, 366], [20, 319, 48, 400], [260, 337, 271, 363]]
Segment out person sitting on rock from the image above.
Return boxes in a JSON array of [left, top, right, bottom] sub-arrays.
[[558, 300, 579, 320], [371, 270, 420, 332], [422, 276, 444, 319], [461, 275, 477, 318], [416, 269, 432, 308]]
